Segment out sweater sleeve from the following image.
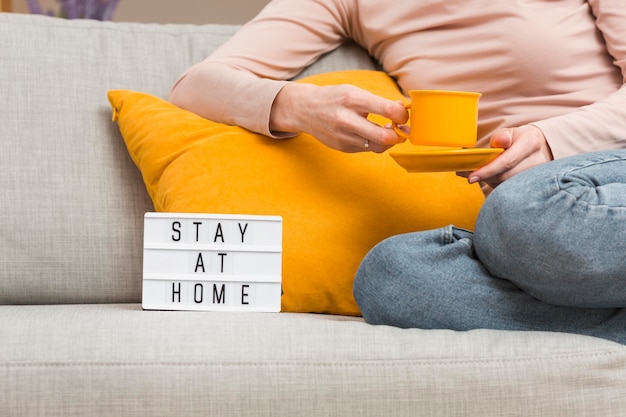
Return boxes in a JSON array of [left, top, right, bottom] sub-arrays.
[[532, 0, 626, 159], [169, 0, 352, 137]]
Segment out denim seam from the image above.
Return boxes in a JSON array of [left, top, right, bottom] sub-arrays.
[[556, 156, 626, 210]]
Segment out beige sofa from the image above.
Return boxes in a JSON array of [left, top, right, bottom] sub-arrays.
[[1, 12, 626, 417]]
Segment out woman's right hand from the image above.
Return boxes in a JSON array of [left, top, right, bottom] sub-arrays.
[[269, 83, 409, 153]]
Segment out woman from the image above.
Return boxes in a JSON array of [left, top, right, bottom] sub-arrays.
[[170, 0, 626, 343]]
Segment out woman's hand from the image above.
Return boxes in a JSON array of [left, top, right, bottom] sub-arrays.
[[269, 82, 408, 153], [459, 125, 554, 188]]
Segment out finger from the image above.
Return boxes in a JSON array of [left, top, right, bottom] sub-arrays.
[[468, 144, 530, 184], [464, 126, 552, 187], [349, 135, 396, 154], [356, 95, 408, 126], [466, 129, 520, 184], [490, 129, 514, 148], [346, 119, 405, 151]]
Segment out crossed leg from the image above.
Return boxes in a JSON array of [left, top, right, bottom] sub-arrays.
[[353, 150, 626, 344]]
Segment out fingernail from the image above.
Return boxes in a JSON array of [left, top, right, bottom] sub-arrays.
[[468, 176, 480, 184]]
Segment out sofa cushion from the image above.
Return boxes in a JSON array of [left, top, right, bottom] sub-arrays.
[[0, 13, 376, 305], [109, 70, 485, 315], [2, 303, 626, 417]]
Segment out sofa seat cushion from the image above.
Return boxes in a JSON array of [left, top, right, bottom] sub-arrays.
[[1, 303, 626, 417], [109, 70, 486, 315]]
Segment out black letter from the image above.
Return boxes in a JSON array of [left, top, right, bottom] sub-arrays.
[[195, 253, 205, 273], [194, 283, 203, 304], [238, 223, 248, 243], [213, 284, 226, 304], [172, 221, 181, 242], [218, 253, 227, 273], [172, 282, 181, 303], [241, 284, 250, 305], [193, 221, 202, 242], [214, 222, 225, 242]]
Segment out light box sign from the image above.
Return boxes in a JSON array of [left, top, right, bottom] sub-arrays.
[[142, 212, 282, 312]]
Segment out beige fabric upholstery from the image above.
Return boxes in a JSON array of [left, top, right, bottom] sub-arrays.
[[1, 13, 625, 417]]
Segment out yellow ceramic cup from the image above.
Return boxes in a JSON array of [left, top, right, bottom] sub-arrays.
[[393, 90, 482, 148]]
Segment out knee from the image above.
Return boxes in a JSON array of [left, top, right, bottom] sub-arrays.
[[474, 152, 626, 307], [354, 227, 477, 327], [353, 231, 445, 327], [353, 234, 408, 326]]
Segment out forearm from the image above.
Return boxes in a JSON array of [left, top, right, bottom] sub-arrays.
[[169, 62, 290, 136], [169, 0, 350, 136], [532, 83, 626, 158]]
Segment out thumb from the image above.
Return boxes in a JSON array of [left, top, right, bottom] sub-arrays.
[[490, 129, 514, 148]]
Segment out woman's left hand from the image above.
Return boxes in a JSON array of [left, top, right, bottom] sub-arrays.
[[459, 124, 554, 188]]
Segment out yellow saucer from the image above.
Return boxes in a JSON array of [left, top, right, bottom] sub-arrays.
[[390, 148, 504, 173]]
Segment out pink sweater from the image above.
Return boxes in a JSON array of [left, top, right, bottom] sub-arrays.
[[170, 0, 626, 159]]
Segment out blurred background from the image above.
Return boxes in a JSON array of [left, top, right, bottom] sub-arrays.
[[4, 0, 271, 24]]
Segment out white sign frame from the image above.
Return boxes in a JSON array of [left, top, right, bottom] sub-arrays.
[[142, 212, 282, 312]]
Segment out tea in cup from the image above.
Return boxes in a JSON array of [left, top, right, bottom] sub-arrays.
[[393, 90, 481, 148]]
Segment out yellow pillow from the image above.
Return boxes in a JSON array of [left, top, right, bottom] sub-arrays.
[[109, 70, 484, 316]]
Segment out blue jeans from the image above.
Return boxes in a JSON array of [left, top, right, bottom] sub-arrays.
[[353, 150, 626, 344]]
